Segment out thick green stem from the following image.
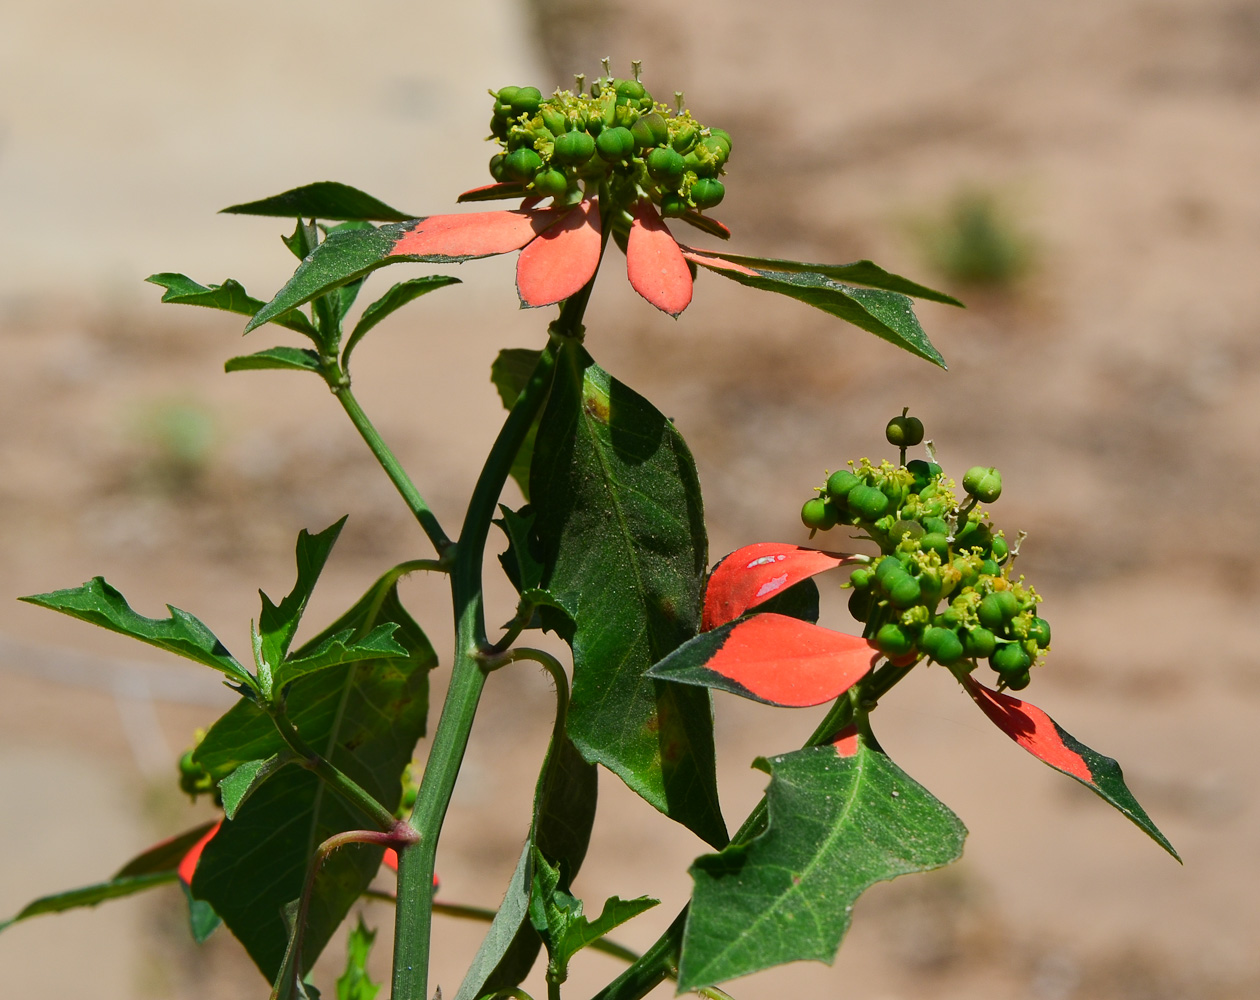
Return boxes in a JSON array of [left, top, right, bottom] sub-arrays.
[[391, 271, 599, 1000], [331, 381, 455, 559], [589, 658, 919, 1000]]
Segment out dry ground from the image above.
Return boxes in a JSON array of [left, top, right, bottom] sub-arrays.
[[1, 1, 1257, 998]]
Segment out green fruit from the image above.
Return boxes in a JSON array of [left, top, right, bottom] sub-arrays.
[[490, 115, 509, 140], [954, 519, 990, 549], [848, 586, 874, 623], [991, 642, 1031, 674], [614, 78, 646, 102], [532, 168, 569, 198], [991, 535, 1009, 563], [918, 571, 944, 606], [891, 519, 925, 542], [496, 86, 521, 107], [504, 147, 543, 180], [826, 470, 862, 502], [509, 86, 543, 115], [874, 555, 907, 586], [921, 626, 964, 665], [690, 177, 725, 208], [922, 516, 950, 536], [920, 532, 950, 558], [978, 590, 1019, 629], [489, 153, 508, 181], [907, 459, 942, 482], [1028, 617, 1051, 647], [647, 146, 686, 180], [849, 568, 872, 589], [847, 484, 890, 521], [962, 465, 1003, 503], [952, 557, 980, 589], [708, 127, 733, 151], [963, 627, 997, 659], [659, 193, 687, 217], [671, 123, 698, 152], [596, 126, 635, 161], [700, 134, 730, 164], [801, 497, 838, 531], [979, 558, 1000, 576], [887, 574, 922, 609], [631, 111, 669, 148], [1004, 669, 1031, 691], [875, 623, 915, 657], [554, 130, 596, 165], [541, 107, 568, 136], [886, 414, 925, 448]]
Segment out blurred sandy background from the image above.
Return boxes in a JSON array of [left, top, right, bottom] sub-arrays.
[[1, 1, 1257, 997]]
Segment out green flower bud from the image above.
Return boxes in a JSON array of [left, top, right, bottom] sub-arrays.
[[921, 516, 950, 536], [504, 147, 543, 180], [991, 642, 1031, 674], [614, 78, 646, 103], [690, 177, 725, 209], [921, 626, 964, 665], [699, 135, 730, 165], [875, 622, 915, 657], [1027, 617, 1051, 648], [554, 130, 596, 165], [848, 586, 874, 623], [596, 126, 635, 161], [631, 111, 670, 148], [801, 497, 838, 531], [647, 146, 686, 180], [671, 122, 698, 152], [509, 86, 543, 116], [489, 153, 508, 181], [963, 626, 997, 659], [659, 193, 688, 217], [887, 573, 922, 609], [532, 168, 569, 198], [874, 555, 908, 586], [849, 568, 872, 590], [847, 484, 890, 521], [920, 532, 950, 559], [826, 469, 862, 503], [1004, 668, 1032, 691], [886, 414, 925, 448], [962, 465, 1003, 503], [990, 535, 1010, 563], [978, 590, 1020, 630], [541, 107, 568, 137], [708, 128, 733, 152]]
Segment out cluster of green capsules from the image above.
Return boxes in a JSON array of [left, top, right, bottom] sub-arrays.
[[802, 414, 1050, 691], [487, 68, 731, 215]]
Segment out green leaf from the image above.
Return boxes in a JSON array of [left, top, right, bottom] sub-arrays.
[[225, 346, 323, 374], [258, 518, 347, 680], [495, 504, 547, 596], [221, 182, 413, 222], [181, 883, 222, 943], [20, 578, 254, 692], [557, 894, 657, 970], [220, 752, 296, 820], [274, 624, 408, 689], [685, 253, 948, 369], [192, 569, 436, 981], [336, 917, 382, 1000], [342, 276, 462, 370], [531, 344, 727, 848], [677, 732, 967, 990], [452, 847, 534, 1000], [146, 273, 318, 336], [0, 820, 219, 934], [491, 348, 546, 501]]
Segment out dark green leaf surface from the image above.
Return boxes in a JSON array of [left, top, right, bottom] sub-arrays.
[[258, 518, 346, 678], [342, 276, 461, 369], [221, 182, 412, 222], [219, 752, 295, 820], [146, 273, 317, 336], [192, 571, 435, 980], [678, 735, 967, 990], [182, 883, 222, 943], [531, 345, 727, 848], [491, 348, 546, 501], [687, 255, 947, 368], [335, 917, 382, 1000], [225, 346, 323, 374], [273, 625, 408, 688], [452, 847, 533, 1000], [20, 578, 253, 690], [495, 504, 547, 596]]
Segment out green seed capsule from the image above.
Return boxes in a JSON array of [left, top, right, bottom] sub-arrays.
[[504, 147, 543, 180], [532, 168, 569, 198], [979, 558, 1000, 576], [541, 107, 568, 136], [1004, 668, 1032, 691], [848, 586, 874, 623], [708, 128, 733, 152], [887, 574, 922, 609], [490, 115, 509, 140], [886, 414, 925, 448], [647, 146, 686, 180], [921, 516, 950, 536], [847, 484, 891, 521], [990, 535, 1009, 563], [962, 465, 1003, 503], [920, 532, 950, 558], [489, 153, 508, 181], [699, 134, 730, 164], [849, 568, 872, 590], [596, 126, 635, 161], [906, 459, 942, 482], [671, 122, 698, 152], [510, 86, 543, 116], [1027, 617, 1051, 647], [496, 86, 521, 105], [801, 497, 838, 531], [963, 627, 997, 659], [631, 111, 670, 148], [690, 177, 725, 208], [826, 470, 862, 503], [876, 623, 915, 657], [874, 555, 907, 586], [554, 130, 596, 165], [659, 193, 687, 217], [614, 78, 646, 103], [978, 590, 1020, 629], [921, 626, 964, 665], [991, 642, 1031, 674]]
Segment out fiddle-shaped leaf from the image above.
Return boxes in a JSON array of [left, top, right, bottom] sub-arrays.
[[961, 676, 1179, 860], [257, 517, 346, 680], [648, 613, 877, 707], [678, 729, 966, 990], [703, 543, 857, 631], [221, 182, 413, 222], [146, 273, 317, 336], [20, 578, 254, 692]]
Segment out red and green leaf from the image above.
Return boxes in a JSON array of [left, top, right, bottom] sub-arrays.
[[648, 613, 877, 707], [702, 543, 856, 631], [678, 730, 966, 990], [626, 200, 693, 316], [681, 247, 948, 368], [961, 677, 1179, 860]]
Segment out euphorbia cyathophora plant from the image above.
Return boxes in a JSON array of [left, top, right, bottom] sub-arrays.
[[3, 63, 1177, 1000]]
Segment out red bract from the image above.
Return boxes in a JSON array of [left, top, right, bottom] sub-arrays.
[[177, 820, 222, 886]]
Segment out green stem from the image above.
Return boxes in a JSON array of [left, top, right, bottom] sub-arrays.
[[391, 265, 601, 1000], [589, 658, 918, 1000], [267, 710, 399, 832], [331, 380, 455, 559]]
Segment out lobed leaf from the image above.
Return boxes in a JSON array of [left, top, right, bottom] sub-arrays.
[[647, 613, 877, 708], [530, 344, 727, 848], [20, 578, 254, 691], [335, 917, 382, 1000], [678, 730, 966, 990], [220, 182, 413, 222], [682, 249, 948, 368], [146, 273, 317, 336], [962, 677, 1179, 860], [702, 542, 856, 631]]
